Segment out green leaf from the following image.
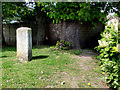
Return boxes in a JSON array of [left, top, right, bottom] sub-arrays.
[[53, 20, 55, 23]]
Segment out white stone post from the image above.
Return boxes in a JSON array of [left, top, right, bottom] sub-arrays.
[[16, 27, 32, 61]]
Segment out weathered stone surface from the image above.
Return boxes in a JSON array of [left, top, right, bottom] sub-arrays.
[[16, 27, 32, 61]]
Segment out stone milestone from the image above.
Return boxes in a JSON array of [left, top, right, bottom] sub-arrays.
[[16, 27, 32, 61]]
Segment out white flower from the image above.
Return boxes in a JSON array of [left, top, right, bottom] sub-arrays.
[[98, 40, 102, 45], [103, 40, 108, 46], [39, 77, 41, 80], [108, 33, 112, 38], [98, 40, 108, 47], [61, 81, 65, 85], [103, 32, 112, 39], [41, 71, 43, 74], [108, 41, 112, 44]]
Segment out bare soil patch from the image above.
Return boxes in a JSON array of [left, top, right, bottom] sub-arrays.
[[52, 49, 109, 88]]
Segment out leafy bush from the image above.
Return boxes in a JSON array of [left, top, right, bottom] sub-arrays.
[[95, 25, 120, 88], [55, 40, 71, 50]]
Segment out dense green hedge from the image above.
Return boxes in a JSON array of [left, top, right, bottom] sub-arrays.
[[95, 25, 120, 88]]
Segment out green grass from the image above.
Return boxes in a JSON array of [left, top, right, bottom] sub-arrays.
[[1, 46, 108, 88], [0, 49, 2, 90]]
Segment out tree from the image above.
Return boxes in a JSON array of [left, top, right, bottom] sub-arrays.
[[37, 2, 120, 48], [2, 2, 36, 45], [2, 2, 120, 26], [2, 2, 46, 46], [2, 2, 36, 24], [39, 2, 120, 24], [2, 2, 120, 46], [34, 3, 47, 45]]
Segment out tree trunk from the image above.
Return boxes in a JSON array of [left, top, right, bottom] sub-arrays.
[[61, 21, 81, 49], [35, 3, 45, 46], [2, 25, 7, 46], [1, 1, 6, 46], [36, 16, 45, 45]]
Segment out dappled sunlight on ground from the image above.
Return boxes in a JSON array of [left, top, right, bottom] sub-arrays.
[[2, 46, 109, 88]]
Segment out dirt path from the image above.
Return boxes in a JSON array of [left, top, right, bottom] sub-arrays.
[[72, 49, 108, 88], [75, 49, 99, 70], [51, 49, 109, 88]]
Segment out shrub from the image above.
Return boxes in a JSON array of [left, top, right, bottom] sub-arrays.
[[95, 25, 120, 88], [55, 40, 71, 50]]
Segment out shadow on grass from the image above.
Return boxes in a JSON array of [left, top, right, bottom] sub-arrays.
[[1, 56, 8, 58], [32, 55, 49, 60], [2, 45, 52, 52], [63, 49, 82, 55], [2, 45, 16, 52], [32, 45, 51, 49]]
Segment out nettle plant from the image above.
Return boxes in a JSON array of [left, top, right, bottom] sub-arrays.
[[95, 24, 120, 88], [55, 40, 71, 50]]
